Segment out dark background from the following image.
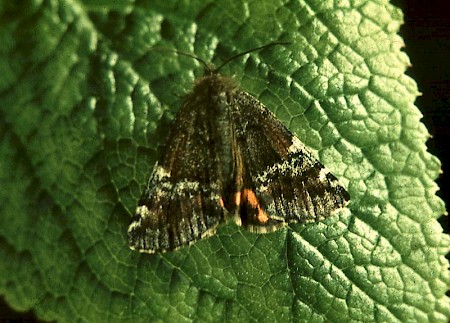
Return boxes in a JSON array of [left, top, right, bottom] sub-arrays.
[[392, 0, 449, 234], [1, 1, 449, 321]]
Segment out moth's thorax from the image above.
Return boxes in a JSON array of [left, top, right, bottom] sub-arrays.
[[190, 73, 238, 184]]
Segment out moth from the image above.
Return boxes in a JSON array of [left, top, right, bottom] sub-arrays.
[[128, 43, 350, 253]]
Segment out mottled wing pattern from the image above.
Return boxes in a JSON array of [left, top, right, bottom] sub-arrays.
[[128, 94, 226, 253], [231, 92, 350, 232]]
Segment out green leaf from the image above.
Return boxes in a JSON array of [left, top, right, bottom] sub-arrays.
[[1, 1, 449, 322]]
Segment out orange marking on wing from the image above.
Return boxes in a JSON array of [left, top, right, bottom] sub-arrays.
[[219, 197, 225, 208], [234, 192, 241, 206], [241, 189, 269, 224], [256, 208, 269, 223], [242, 189, 257, 207]]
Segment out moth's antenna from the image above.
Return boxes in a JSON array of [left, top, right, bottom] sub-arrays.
[[151, 47, 210, 71], [214, 41, 291, 73], [172, 50, 210, 71], [151, 41, 291, 73]]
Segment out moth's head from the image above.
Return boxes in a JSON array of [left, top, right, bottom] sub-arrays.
[[193, 70, 236, 94], [202, 63, 219, 77]]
